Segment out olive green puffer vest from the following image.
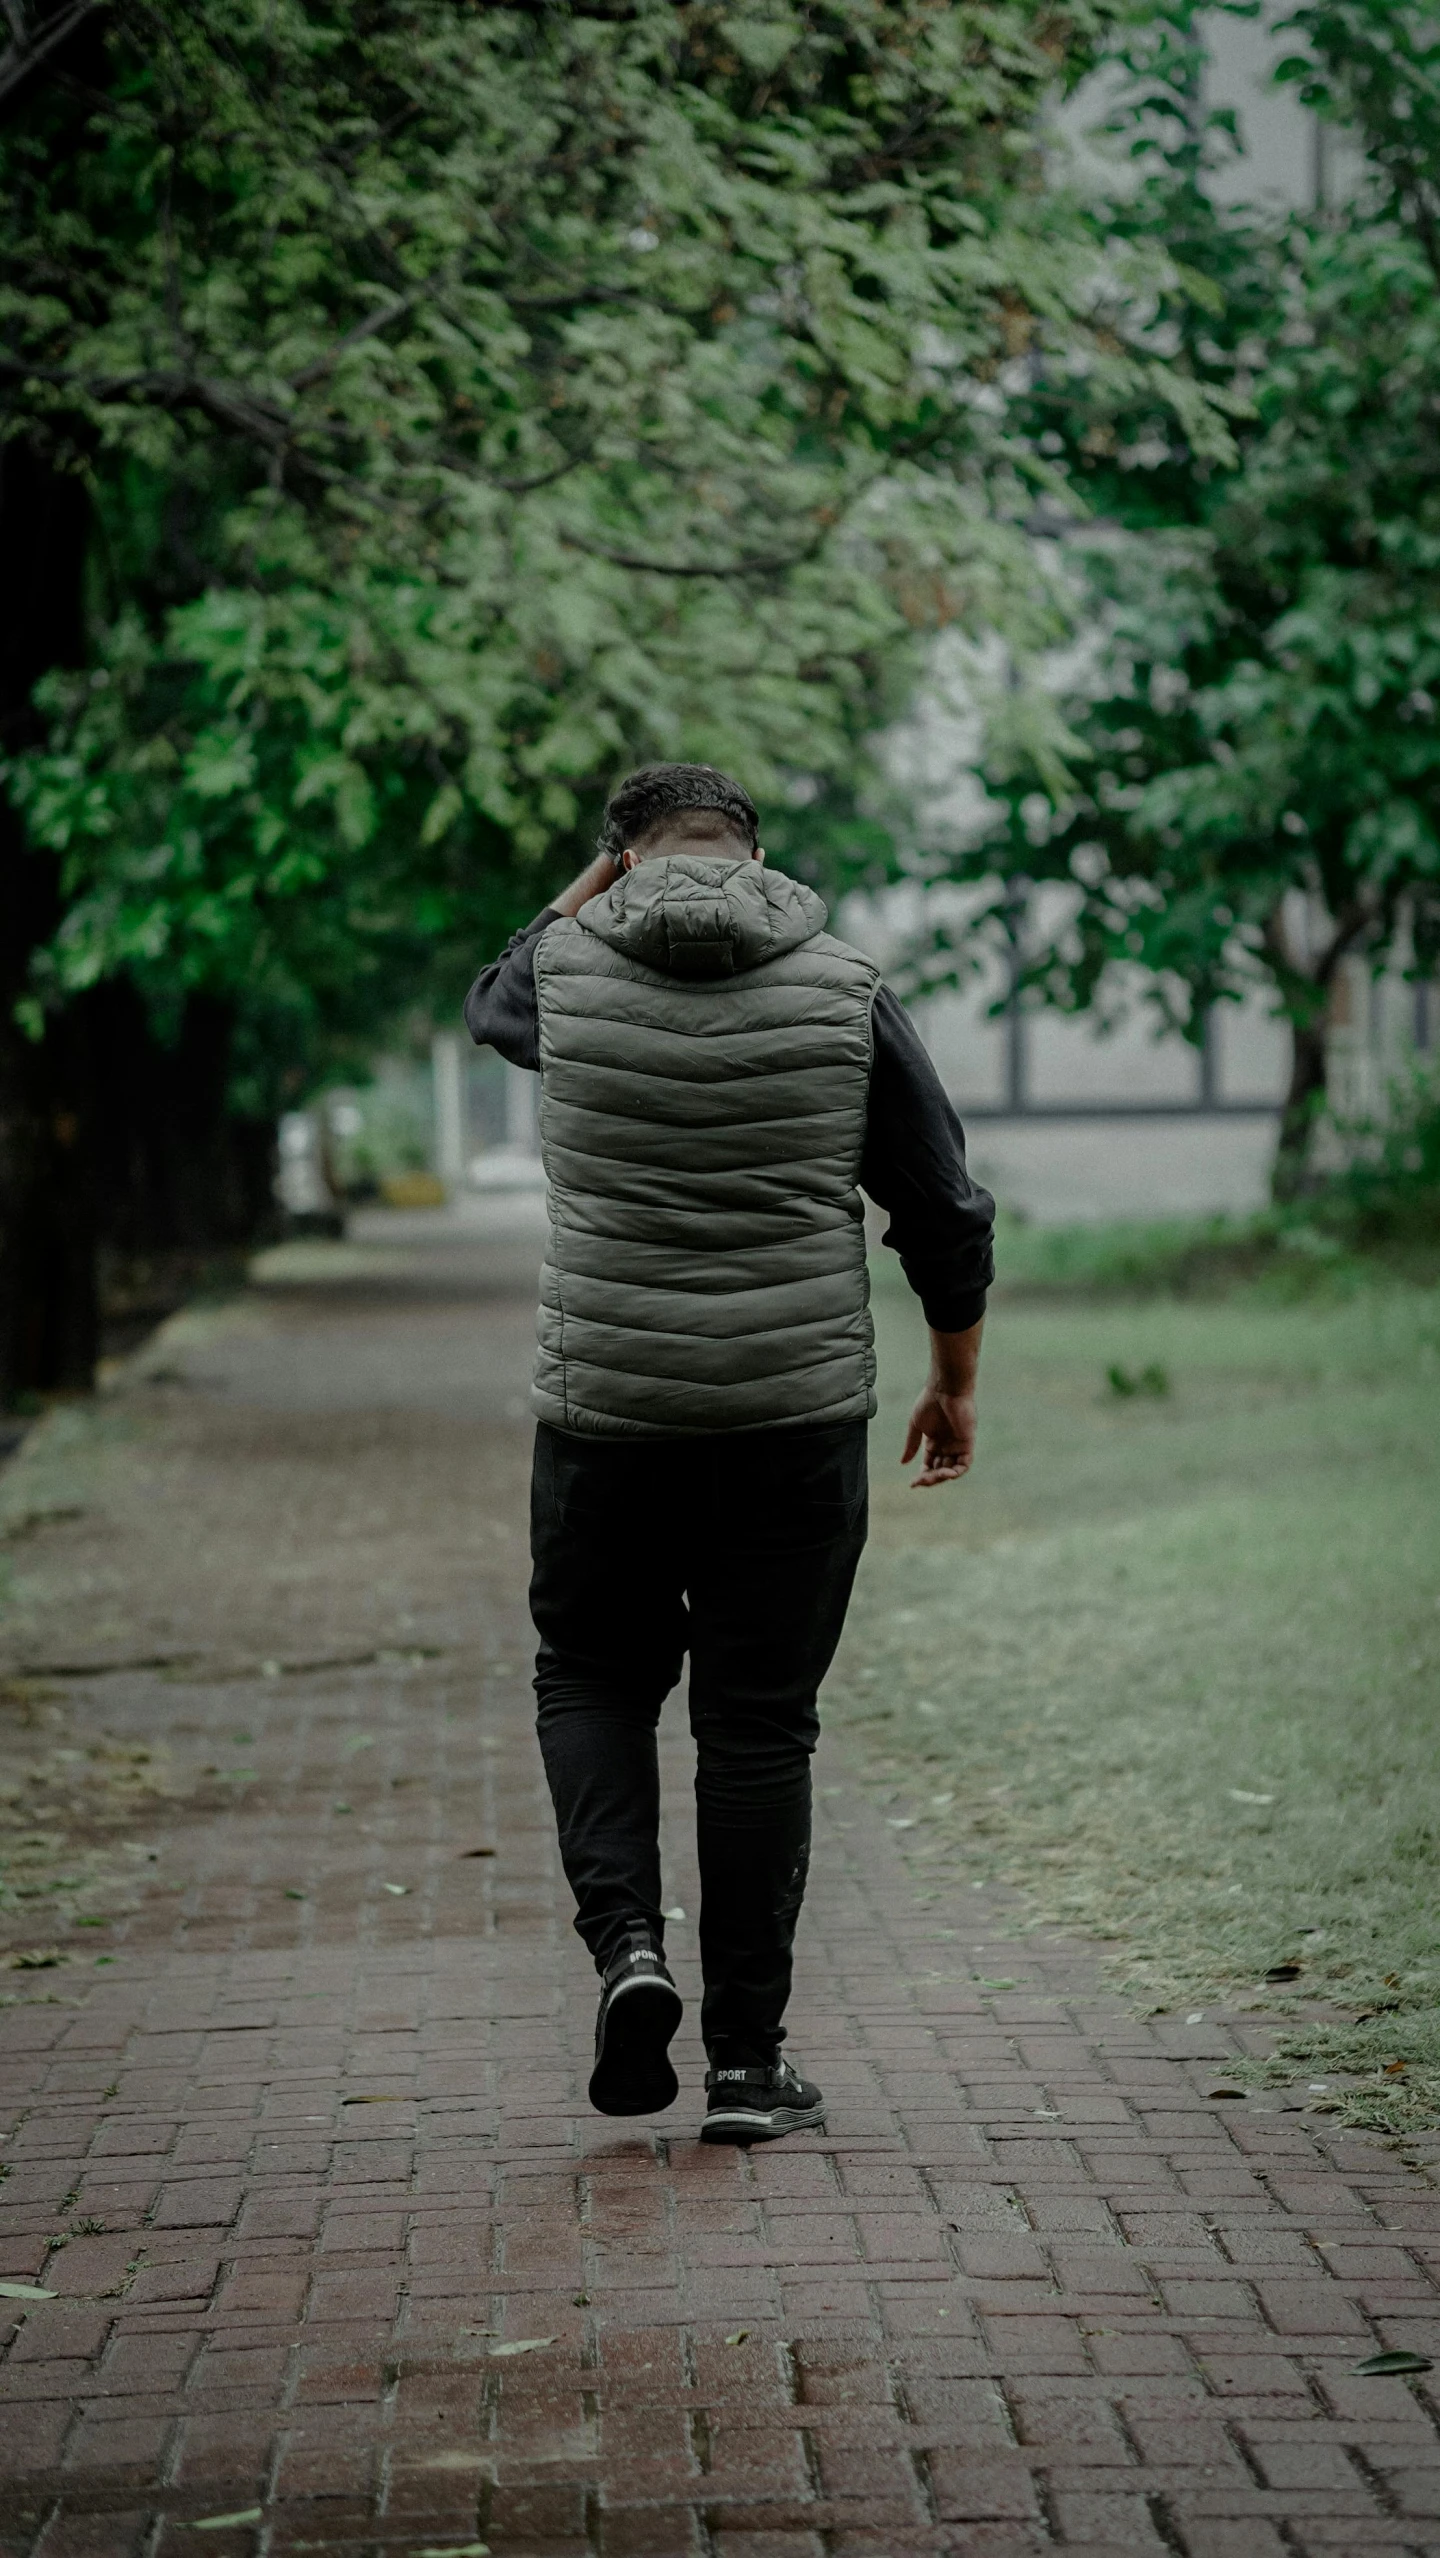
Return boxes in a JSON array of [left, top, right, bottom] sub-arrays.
[[531, 855, 879, 1436]]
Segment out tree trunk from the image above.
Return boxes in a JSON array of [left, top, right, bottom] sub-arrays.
[[89, 983, 279, 1347], [1272, 1014, 1330, 1204], [0, 441, 97, 1405]]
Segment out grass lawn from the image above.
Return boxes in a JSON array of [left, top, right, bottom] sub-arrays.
[[831, 1246, 1440, 2137]]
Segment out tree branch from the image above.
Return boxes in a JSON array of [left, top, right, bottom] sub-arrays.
[[288, 296, 418, 392], [1262, 892, 1375, 998], [0, 355, 293, 442], [558, 529, 822, 577], [507, 283, 648, 313], [0, 0, 101, 108], [1315, 896, 1380, 987], [483, 453, 588, 496], [483, 0, 647, 17]]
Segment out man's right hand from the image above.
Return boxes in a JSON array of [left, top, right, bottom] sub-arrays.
[[552, 852, 621, 917]]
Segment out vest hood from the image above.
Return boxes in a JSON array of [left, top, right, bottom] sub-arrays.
[[578, 854, 827, 981]]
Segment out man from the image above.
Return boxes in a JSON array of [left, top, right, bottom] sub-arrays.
[[465, 763, 993, 2141]]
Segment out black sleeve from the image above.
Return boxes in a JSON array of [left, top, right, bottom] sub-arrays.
[[860, 984, 995, 1333], [462, 910, 558, 1070]]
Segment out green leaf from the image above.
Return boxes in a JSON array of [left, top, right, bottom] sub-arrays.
[[183, 732, 257, 800], [421, 783, 464, 847]]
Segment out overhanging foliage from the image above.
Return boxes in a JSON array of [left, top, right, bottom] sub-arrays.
[[3, 0, 1221, 1081]]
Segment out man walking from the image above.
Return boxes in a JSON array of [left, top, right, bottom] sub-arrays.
[[465, 764, 993, 2140]]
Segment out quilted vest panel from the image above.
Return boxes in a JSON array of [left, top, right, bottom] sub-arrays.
[[531, 864, 879, 1436]]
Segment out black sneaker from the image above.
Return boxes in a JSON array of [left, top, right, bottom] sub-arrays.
[[588, 1933, 683, 2117], [701, 2056, 825, 2143]]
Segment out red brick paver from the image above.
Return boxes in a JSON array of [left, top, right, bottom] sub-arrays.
[[2, 1219, 1438, 2555]]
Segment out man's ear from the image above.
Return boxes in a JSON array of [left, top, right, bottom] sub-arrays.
[[753, 845, 766, 865], [622, 847, 638, 871]]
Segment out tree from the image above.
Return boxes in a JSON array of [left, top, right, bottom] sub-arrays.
[[3, 0, 1205, 1398], [1, 439, 96, 1392], [921, 0, 1440, 1194]]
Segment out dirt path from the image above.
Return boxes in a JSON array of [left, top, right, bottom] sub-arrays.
[[1, 1210, 1438, 2556]]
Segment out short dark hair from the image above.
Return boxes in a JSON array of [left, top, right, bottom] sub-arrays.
[[597, 763, 759, 865]]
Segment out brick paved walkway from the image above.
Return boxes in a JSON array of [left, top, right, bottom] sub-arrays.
[[2, 1212, 1439, 2556]]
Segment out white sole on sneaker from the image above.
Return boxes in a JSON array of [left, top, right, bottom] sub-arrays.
[[589, 1973, 683, 2117], [700, 2098, 826, 2143]]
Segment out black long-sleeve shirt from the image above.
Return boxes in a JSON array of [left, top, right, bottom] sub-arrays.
[[464, 910, 995, 1332]]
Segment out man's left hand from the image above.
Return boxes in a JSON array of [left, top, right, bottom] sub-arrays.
[[903, 1317, 983, 1488], [902, 1387, 977, 1488]]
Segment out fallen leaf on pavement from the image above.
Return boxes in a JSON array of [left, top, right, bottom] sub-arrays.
[[382, 1883, 408, 1895], [342, 2094, 409, 2104], [192, 2511, 263, 2531], [0, 2281, 56, 2300], [413, 2544, 489, 2555], [1354, 2349, 1433, 2376], [1203, 2084, 1247, 2100], [488, 2336, 554, 2357], [724, 2329, 750, 2345], [459, 1847, 496, 1858]]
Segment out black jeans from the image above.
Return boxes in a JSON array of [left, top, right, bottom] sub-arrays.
[[529, 1417, 868, 2055]]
